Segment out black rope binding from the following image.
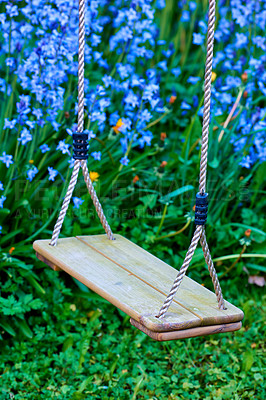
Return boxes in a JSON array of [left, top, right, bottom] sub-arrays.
[[73, 133, 88, 160], [195, 192, 208, 225]]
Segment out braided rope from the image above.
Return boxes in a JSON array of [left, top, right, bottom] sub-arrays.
[[50, 0, 114, 245], [81, 160, 115, 240], [157, 0, 225, 318], [77, 0, 85, 133], [199, 0, 216, 194], [156, 226, 202, 318], [50, 160, 81, 246], [200, 228, 225, 309]]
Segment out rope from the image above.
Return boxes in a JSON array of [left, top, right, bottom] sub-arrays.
[[81, 160, 115, 240], [156, 226, 202, 318], [50, 160, 81, 246], [199, 0, 216, 194], [157, 0, 225, 318], [77, 0, 85, 134], [200, 228, 225, 309], [50, 0, 114, 246]]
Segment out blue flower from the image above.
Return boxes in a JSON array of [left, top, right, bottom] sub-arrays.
[[0, 152, 13, 168], [48, 167, 58, 181], [83, 130, 96, 141], [91, 151, 101, 161], [187, 76, 201, 85], [0, 195, 6, 208], [189, 2, 197, 11], [138, 130, 153, 148], [143, 84, 159, 101], [258, 81, 266, 96], [180, 11, 190, 22], [32, 108, 43, 119], [124, 91, 139, 108], [73, 197, 84, 209], [199, 21, 207, 34], [26, 120, 36, 130], [56, 140, 70, 155], [39, 144, 50, 153], [91, 34, 101, 47], [3, 119, 17, 130], [252, 36, 266, 51], [240, 155, 252, 169], [102, 75, 113, 88], [181, 101, 191, 110], [232, 8, 247, 28], [222, 76, 241, 90], [171, 67, 181, 77], [27, 167, 38, 182], [120, 155, 129, 166], [6, 57, 15, 68], [18, 128, 32, 145], [193, 33, 204, 45], [156, 0, 166, 10], [158, 60, 167, 72], [235, 33, 248, 48], [0, 226, 2, 234], [6, 4, 19, 17], [16, 95, 31, 115], [0, 182, 4, 191]]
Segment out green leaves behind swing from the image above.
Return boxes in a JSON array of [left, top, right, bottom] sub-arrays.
[[0, 255, 45, 338], [159, 185, 194, 204], [138, 185, 194, 214]]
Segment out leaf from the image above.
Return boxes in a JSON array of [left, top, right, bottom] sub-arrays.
[[77, 376, 93, 393], [63, 335, 74, 352], [222, 223, 266, 239], [0, 319, 16, 336], [0, 229, 24, 245], [140, 194, 158, 210], [242, 350, 254, 372], [208, 157, 219, 168], [245, 263, 266, 273], [72, 222, 82, 236], [0, 295, 22, 315], [160, 185, 194, 203], [0, 208, 10, 215], [73, 278, 90, 292], [16, 319, 33, 338], [24, 274, 46, 294]]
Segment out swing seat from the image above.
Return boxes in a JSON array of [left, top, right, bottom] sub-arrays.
[[33, 234, 243, 341]]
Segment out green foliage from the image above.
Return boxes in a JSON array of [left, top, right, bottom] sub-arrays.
[[0, 272, 265, 399]]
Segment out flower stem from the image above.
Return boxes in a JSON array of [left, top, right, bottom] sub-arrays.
[[219, 244, 246, 278], [155, 219, 191, 241], [155, 203, 168, 238]]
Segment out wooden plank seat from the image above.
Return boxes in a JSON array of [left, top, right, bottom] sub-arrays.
[[33, 234, 244, 340]]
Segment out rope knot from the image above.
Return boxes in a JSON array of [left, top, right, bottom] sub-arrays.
[[195, 192, 208, 225]]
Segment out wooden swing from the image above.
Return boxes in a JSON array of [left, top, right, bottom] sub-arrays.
[[34, 0, 244, 341]]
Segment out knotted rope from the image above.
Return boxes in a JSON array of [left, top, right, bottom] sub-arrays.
[[157, 0, 225, 318], [50, 0, 114, 246]]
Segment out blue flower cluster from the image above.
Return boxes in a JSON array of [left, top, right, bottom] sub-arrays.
[[0, 0, 265, 220], [192, 0, 266, 167], [0, 0, 170, 187]]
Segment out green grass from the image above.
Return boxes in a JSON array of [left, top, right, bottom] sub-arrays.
[[0, 260, 265, 399]]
